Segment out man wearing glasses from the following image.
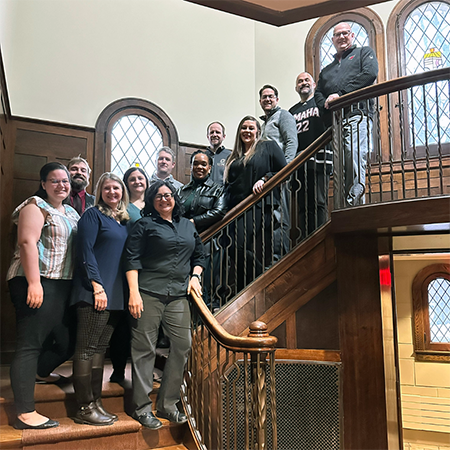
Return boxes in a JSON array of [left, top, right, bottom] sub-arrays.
[[259, 84, 297, 164], [315, 22, 378, 206], [259, 84, 297, 258]]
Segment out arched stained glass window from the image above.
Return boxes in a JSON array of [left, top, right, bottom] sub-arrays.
[[403, 1, 450, 75], [428, 277, 450, 343], [111, 115, 163, 178], [403, 2, 450, 149], [319, 22, 369, 70], [412, 263, 450, 362], [94, 98, 179, 184]]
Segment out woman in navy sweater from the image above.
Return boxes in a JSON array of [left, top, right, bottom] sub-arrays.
[[71, 172, 129, 426]]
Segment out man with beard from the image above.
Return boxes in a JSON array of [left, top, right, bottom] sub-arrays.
[[289, 72, 332, 237], [66, 156, 95, 215]]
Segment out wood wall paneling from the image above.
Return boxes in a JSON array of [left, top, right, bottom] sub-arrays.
[[0, 53, 15, 359], [1, 118, 95, 359]]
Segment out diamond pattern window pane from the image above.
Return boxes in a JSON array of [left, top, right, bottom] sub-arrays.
[[111, 115, 163, 178], [428, 277, 450, 343], [404, 2, 450, 147], [319, 22, 369, 70]]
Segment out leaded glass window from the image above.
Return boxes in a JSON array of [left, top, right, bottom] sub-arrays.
[[403, 2, 450, 148], [428, 277, 450, 343], [111, 115, 163, 178], [319, 22, 369, 70]]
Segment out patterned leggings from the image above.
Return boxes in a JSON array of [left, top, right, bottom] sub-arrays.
[[74, 303, 119, 361]]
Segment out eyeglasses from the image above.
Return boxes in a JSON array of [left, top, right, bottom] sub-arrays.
[[261, 94, 276, 100], [155, 193, 173, 201], [333, 30, 351, 38], [49, 179, 70, 185]]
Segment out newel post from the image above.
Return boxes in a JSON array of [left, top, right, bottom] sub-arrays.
[[248, 321, 277, 450]]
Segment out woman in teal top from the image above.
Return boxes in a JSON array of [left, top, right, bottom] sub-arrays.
[[123, 167, 149, 224], [108, 166, 150, 384]]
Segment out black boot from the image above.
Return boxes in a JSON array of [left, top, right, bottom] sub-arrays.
[[73, 358, 114, 426], [92, 353, 118, 422]]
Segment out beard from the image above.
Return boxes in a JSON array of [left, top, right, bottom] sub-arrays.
[[71, 176, 88, 192]]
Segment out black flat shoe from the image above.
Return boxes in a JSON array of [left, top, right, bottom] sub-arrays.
[[36, 374, 71, 385], [133, 412, 162, 430], [156, 410, 187, 424], [14, 418, 60, 430]]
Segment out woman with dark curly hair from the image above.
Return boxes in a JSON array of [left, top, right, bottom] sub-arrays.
[[125, 180, 205, 430]]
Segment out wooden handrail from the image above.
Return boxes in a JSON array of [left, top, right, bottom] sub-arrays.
[[190, 290, 277, 352], [200, 127, 332, 241], [329, 67, 450, 110]]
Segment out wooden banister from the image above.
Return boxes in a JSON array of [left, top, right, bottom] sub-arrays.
[[190, 290, 277, 352], [329, 67, 450, 110]]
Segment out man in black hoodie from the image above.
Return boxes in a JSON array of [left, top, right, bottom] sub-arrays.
[[315, 22, 378, 206]]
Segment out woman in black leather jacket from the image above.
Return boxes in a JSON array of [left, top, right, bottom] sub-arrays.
[[177, 151, 227, 234], [178, 150, 227, 308]]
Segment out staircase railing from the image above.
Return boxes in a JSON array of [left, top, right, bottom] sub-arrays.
[[185, 67, 449, 450], [330, 67, 450, 209], [199, 128, 332, 311], [182, 290, 278, 450]]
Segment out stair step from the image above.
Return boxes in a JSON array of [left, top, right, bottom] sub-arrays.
[[0, 413, 188, 450], [0, 361, 164, 426]]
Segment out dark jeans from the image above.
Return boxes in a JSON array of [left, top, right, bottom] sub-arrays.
[[9, 276, 75, 414]]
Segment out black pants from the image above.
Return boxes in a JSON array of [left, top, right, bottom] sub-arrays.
[[296, 167, 330, 238], [9, 276, 75, 414]]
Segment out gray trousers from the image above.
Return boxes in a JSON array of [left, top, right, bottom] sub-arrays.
[[343, 114, 372, 205], [131, 293, 191, 417]]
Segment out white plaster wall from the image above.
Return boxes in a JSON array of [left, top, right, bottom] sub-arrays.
[[1, 0, 402, 144], [1, 0, 256, 144]]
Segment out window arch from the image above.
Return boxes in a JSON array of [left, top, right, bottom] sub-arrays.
[[387, 0, 450, 157], [412, 263, 450, 362], [94, 98, 179, 183], [305, 8, 386, 84], [387, 0, 450, 79]]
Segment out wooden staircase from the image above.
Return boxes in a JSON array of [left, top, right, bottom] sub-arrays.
[[0, 362, 192, 450]]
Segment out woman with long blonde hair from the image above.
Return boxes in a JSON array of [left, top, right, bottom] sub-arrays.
[[71, 172, 129, 426], [224, 115, 286, 290]]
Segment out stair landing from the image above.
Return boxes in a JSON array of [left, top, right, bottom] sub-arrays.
[[0, 360, 189, 450]]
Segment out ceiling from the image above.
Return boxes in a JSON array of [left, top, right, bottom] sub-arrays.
[[185, 0, 391, 26]]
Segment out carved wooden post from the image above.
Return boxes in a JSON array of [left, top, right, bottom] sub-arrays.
[[248, 321, 277, 450]]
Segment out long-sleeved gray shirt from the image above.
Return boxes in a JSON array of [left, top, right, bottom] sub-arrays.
[[260, 106, 298, 164]]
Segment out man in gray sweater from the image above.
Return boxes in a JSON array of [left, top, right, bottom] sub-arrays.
[[259, 84, 298, 163], [259, 84, 297, 258]]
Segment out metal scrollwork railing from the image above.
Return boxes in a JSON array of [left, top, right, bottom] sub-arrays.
[[330, 67, 450, 209], [182, 291, 277, 450]]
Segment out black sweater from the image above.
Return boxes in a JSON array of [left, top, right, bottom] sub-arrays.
[[315, 45, 378, 127]]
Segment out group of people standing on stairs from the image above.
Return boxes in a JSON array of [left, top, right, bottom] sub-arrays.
[[6, 21, 377, 431]]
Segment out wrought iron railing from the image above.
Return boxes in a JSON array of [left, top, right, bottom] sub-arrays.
[[199, 129, 333, 311], [182, 291, 278, 450], [330, 67, 450, 209]]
